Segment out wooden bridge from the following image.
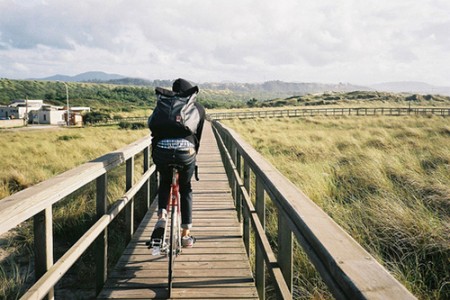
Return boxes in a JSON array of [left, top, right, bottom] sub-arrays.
[[97, 123, 258, 299], [0, 120, 417, 299]]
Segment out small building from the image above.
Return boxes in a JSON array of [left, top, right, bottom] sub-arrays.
[[68, 107, 90, 126], [0, 99, 44, 119], [1, 100, 90, 126], [29, 105, 66, 125]]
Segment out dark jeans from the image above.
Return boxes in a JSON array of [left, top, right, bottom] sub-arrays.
[[152, 147, 196, 229]]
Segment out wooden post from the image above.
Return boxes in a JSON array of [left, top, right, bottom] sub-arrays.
[[125, 157, 135, 242], [244, 161, 251, 199], [34, 207, 54, 300], [231, 144, 241, 222], [150, 160, 158, 202], [95, 173, 108, 295], [255, 177, 266, 300], [278, 210, 293, 293], [236, 152, 243, 223], [236, 152, 241, 178], [143, 146, 150, 210], [243, 205, 250, 255]]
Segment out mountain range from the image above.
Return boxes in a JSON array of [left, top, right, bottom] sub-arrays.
[[32, 71, 450, 96], [36, 71, 126, 82]]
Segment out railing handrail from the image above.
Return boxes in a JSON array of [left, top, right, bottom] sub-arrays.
[[212, 120, 417, 299], [0, 136, 151, 235], [207, 106, 450, 120]]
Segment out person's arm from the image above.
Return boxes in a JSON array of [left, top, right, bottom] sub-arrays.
[[194, 103, 206, 153]]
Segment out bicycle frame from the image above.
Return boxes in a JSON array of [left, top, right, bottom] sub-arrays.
[[167, 166, 182, 297]]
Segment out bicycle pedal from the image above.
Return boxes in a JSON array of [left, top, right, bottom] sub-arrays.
[[148, 238, 163, 249]]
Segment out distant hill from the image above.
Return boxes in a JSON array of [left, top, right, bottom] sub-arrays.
[[198, 81, 371, 94], [30, 72, 450, 97], [370, 81, 450, 96], [35, 71, 126, 82], [106, 78, 372, 98]]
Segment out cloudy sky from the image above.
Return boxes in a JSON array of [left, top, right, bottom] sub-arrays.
[[1, 0, 449, 85]]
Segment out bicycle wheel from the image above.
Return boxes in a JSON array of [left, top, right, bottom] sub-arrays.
[[168, 204, 177, 297]]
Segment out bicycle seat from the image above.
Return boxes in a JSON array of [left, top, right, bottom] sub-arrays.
[[168, 164, 183, 170]]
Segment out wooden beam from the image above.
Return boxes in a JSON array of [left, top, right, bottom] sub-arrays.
[[125, 157, 135, 242], [95, 173, 108, 295], [33, 207, 54, 300]]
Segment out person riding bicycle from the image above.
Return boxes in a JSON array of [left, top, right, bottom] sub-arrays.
[[148, 78, 205, 248]]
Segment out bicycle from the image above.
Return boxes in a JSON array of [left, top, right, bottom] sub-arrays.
[[147, 165, 182, 298], [147, 164, 199, 297]]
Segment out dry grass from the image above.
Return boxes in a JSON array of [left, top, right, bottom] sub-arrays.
[[0, 126, 148, 199], [0, 125, 149, 299], [223, 115, 450, 300]]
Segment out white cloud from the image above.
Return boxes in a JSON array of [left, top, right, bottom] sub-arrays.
[[0, 0, 449, 85]]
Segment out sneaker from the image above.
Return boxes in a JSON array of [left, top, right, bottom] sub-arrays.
[[181, 235, 196, 248], [146, 215, 167, 247]]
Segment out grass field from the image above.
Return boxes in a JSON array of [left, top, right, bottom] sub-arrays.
[[223, 115, 449, 299], [0, 125, 149, 299]]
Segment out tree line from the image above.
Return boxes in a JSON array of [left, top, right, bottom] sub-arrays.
[[0, 79, 157, 111], [0, 79, 252, 111]]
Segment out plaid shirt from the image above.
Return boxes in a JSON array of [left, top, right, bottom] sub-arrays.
[[156, 138, 195, 150]]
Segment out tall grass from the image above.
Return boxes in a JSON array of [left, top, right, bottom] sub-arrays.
[[0, 125, 149, 299], [223, 116, 450, 300], [0, 126, 148, 199]]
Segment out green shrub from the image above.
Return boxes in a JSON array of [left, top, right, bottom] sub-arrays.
[[118, 121, 146, 130], [57, 134, 82, 141]]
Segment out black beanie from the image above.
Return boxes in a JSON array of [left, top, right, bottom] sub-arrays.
[[172, 78, 193, 93]]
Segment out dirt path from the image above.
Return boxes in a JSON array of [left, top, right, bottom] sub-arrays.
[[1, 125, 64, 132]]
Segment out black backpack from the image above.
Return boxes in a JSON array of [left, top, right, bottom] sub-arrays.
[[148, 86, 201, 134]]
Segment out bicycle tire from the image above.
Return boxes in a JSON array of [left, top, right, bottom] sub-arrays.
[[168, 204, 177, 297]]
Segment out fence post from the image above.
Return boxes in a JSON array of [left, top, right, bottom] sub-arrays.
[[34, 207, 54, 300], [143, 146, 151, 209], [236, 153, 242, 223], [255, 177, 266, 300], [95, 173, 108, 295], [278, 209, 293, 293], [244, 161, 251, 197], [150, 171, 158, 201], [125, 157, 135, 242], [231, 143, 241, 222]]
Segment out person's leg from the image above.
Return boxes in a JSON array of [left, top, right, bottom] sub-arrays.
[[157, 166, 171, 217], [149, 148, 174, 245], [152, 147, 173, 218], [173, 150, 196, 248], [178, 160, 195, 235], [148, 165, 171, 245]]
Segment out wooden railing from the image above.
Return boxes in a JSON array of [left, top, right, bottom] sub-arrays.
[[211, 120, 417, 300], [208, 107, 450, 120], [0, 136, 157, 299]]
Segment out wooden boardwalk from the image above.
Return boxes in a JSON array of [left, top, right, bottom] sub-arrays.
[[98, 122, 258, 299]]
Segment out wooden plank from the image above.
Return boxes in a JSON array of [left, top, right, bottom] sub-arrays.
[[98, 287, 257, 299], [104, 276, 255, 288], [109, 268, 253, 279]]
